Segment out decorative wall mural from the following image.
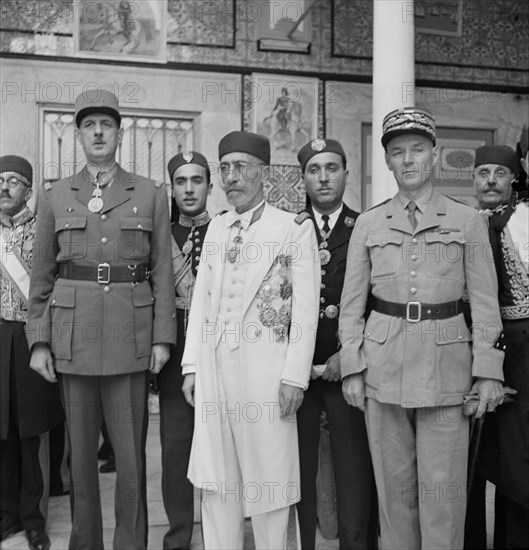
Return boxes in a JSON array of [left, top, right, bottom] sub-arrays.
[[251, 73, 319, 164], [74, 0, 167, 62]]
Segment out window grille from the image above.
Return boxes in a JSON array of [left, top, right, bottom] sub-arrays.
[[41, 108, 194, 186]]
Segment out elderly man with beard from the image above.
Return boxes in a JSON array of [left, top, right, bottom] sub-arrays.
[[181, 131, 320, 549]]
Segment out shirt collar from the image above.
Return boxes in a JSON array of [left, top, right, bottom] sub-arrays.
[[86, 162, 118, 186], [312, 204, 343, 233], [225, 200, 266, 230], [397, 185, 433, 214]]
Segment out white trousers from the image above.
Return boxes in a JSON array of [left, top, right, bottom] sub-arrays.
[[202, 497, 291, 550], [201, 342, 292, 550]]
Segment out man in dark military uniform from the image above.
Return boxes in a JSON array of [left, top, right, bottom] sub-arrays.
[[26, 90, 176, 550], [295, 139, 377, 550], [1, 155, 64, 550], [158, 151, 212, 550], [340, 108, 506, 550]]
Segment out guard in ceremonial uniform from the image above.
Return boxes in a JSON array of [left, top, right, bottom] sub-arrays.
[[1, 156, 63, 550], [158, 151, 212, 550], [295, 139, 377, 550], [181, 131, 320, 549], [339, 107, 505, 550], [26, 90, 176, 550]]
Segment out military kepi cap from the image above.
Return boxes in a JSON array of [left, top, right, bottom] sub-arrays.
[[0, 155, 33, 185], [218, 131, 270, 164], [297, 138, 346, 172], [382, 107, 436, 148], [474, 145, 519, 173], [75, 89, 121, 127], [168, 151, 211, 181]]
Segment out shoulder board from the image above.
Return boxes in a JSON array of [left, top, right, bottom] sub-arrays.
[[154, 180, 163, 188], [44, 182, 52, 191], [364, 198, 391, 213], [294, 211, 311, 225], [216, 210, 228, 217], [444, 194, 471, 206]]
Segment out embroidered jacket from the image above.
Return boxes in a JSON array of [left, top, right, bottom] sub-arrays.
[[0, 207, 35, 322], [489, 196, 529, 320]]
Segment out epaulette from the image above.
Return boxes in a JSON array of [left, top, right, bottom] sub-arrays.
[[44, 182, 52, 191], [294, 211, 311, 225], [364, 198, 391, 213], [154, 180, 163, 188]]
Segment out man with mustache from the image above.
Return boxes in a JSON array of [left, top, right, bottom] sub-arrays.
[[1, 156, 64, 550], [158, 151, 212, 550], [469, 143, 529, 549], [339, 107, 505, 550], [181, 131, 320, 549], [26, 89, 176, 550]]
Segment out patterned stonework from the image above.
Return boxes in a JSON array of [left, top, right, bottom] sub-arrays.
[[1, 0, 527, 89], [167, 0, 234, 47], [265, 164, 305, 214]]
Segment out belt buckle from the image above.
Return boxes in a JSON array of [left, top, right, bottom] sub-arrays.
[[406, 301, 421, 323], [97, 262, 110, 284]]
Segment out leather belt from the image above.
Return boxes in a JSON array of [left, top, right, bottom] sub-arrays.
[[373, 296, 464, 323], [58, 263, 149, 284]]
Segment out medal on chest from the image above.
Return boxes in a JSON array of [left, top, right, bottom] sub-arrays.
[[88, 179, 104, 213], [319, 240, 331, 266]]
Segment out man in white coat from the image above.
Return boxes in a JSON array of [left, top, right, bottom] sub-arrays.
[[182, 131, 320, 549]]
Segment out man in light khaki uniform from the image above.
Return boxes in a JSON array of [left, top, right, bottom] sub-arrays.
[[339, 107, 505, 549]]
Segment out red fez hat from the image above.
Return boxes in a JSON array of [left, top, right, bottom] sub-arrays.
[[0, 155, 33, 185], [75, 89, 121, 127], [297, 138, 347, 172], [218, 131, 271, 164], [382, 107, 436, 149], [474, 145, 519, 173], [167, 151, 211, 181]]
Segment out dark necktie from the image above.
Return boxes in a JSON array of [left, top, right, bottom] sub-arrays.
[[406, 201, 418, 230], [321, 215, 331, 237]]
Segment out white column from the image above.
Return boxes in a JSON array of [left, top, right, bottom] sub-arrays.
[[371, 0, 415, 204]]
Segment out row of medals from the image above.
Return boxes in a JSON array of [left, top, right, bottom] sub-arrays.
[[319, 234, 338, 319]]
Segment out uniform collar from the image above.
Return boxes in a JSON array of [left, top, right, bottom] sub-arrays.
[[179, 210, 211, 228], [397, 184, 433, 214], [0, 206, 33, 228], [86, 162, 118, 187]]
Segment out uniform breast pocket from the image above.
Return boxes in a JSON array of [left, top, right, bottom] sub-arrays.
[[50, 285, 76, 360], [120, 217, 153, 260], [366, 232, 403, 279], [54, 217, 87, 260], [424, 233, 465, 281]]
